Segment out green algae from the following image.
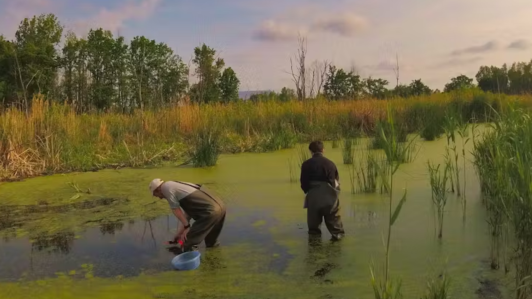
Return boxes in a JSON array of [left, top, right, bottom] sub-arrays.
[[0, 127, 510, 298]]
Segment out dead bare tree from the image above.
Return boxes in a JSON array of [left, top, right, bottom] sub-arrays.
[[393, 53, 400, 87], [308, 60, 330, 98], [290, 34, 307, 101]]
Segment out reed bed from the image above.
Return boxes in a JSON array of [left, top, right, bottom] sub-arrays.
[[0, 90, 528, 181], [472, 104, 532, 298]]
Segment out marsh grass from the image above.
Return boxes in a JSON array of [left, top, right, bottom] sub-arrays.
[[421, 271, 452, 299], [187, 128, 221, 167], [342, 137, 357, 164], [332, 139, 340, 149], [287, 157, 298, 183], [427, 161, 450, 239], [296, 144, 310, 169], [370, 104, 417, 299], [348, 149, 379, 194], [0, 91, 525, 181], [472, 104, 532, 298]]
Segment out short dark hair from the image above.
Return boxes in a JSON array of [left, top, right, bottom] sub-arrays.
[[308, 141, 324, 153]]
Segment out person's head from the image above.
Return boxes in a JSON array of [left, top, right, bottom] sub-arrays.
[[308, 140, 324, 154], [149, 178, 165, 199]]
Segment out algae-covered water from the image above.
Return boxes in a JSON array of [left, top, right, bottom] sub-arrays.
[[0, 135, 509, 299]]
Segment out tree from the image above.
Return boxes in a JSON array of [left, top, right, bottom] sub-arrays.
[[444, 75, 475, 92], [219, 67, 240, 103], [408, 79, 432, 96], [392, 84, 411, 98], [475, 65, 509, 93], [323, 65, 363, 100], [13, 14, 63, 111], [279, 87, 296, 102], [86, 28, 116, 110], [507, 61, 532, 94], [190, 44, 224, 103], [364, 77, 389, 99], [290, 34, 307, 101]]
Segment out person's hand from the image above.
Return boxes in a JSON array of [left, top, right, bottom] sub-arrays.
[[177, 227, 190, 242]]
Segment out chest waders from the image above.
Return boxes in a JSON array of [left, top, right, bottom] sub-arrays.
[[172, 181, 226, 250]]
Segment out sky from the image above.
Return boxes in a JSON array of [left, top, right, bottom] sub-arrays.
[[1, 0, 532, 92]]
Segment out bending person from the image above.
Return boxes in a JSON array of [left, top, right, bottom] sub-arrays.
[[149, 179, 226, 252]]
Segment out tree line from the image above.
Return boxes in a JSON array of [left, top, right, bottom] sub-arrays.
[[0, 14, 240, 113], [1, 14, 532, 112]]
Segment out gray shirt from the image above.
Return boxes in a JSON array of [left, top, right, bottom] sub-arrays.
[[160, 181, 199, 209]]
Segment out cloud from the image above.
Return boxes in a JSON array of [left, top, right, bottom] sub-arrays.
[[252, 6, 368, 42], [450, 41, 498, 56], [252, 20, 302, 42], [508, 39, 530, 50], [73, 0, 161, 34], [0, 0, 55, 37], [431, 56, 482, 69], [311, 13, 368, 37]]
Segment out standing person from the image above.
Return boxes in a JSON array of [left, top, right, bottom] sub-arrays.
[[149, 179, 226, 252], [300, 141, 345, 241]]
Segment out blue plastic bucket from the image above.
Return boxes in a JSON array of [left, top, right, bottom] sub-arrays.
[[171, 251, 201, 271]]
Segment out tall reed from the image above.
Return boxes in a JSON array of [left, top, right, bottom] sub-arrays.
[[370, 104, 416, 299], [421, 271, 452, 299], [427, 161, 450, 239], [342, 138, 357, 164], [472, 104, 532, 298], [296, 144, 310, 169], [348, 149, 379, 194], [442, 112, 461, 197], [0, 91, 526, 181]]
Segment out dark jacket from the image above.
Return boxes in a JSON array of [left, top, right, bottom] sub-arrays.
[[300, 152, 339, 194]]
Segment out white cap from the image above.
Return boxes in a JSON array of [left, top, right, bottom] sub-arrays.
[[149, 178, 164, 193]]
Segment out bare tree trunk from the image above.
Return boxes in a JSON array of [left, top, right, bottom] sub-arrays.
[[316, 60, 330, 97], [393, 53, 400, 87], [290, 34, 307, 101], [13, 50, 28, 116]]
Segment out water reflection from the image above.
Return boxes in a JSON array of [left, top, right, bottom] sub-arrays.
[[99, 221, 124, 236], [0, 205, 288, 281], [31, 231, 76, 255]]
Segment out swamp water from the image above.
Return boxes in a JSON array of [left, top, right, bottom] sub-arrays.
[[0, 136, 510, 299]]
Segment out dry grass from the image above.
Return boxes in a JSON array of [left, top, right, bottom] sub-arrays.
[[0, 90, 529, 181]]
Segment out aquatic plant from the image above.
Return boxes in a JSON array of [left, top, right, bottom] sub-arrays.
[[442, 112, 463, 198], [187, 128, 221, 167], [427, 161, 450, 239], [342, 138, 356, 164], [287, 157, 298, 183], [472, 104, 532, 298], [370, 104, 416, 299], [296, 144, 310, 169], [332, 139, 340, 149], [456, 120, 470, 219], [348, 149, 379, 194], [421, 271, 452, 299]]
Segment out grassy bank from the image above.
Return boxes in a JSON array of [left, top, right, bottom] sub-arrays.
[[0, 90, 527, 181]]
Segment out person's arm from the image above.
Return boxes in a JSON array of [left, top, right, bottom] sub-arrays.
[[300, 161, 310, 194], [326, 162, 338, 188], [173, 208, 190, 241]]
